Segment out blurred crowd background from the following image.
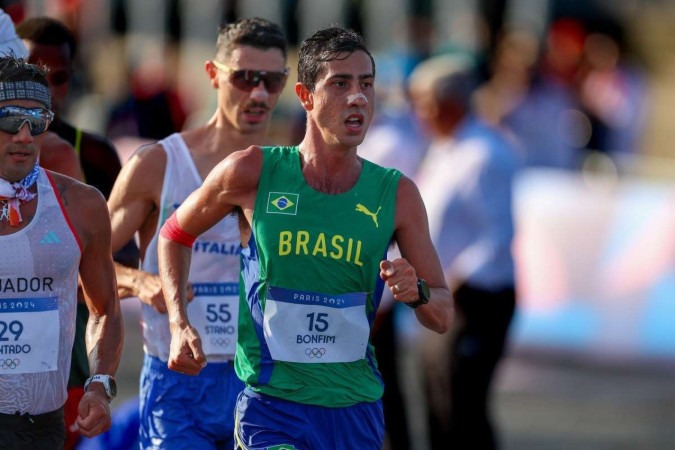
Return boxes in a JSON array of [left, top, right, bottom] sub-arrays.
[[5, 0, 675, 448]]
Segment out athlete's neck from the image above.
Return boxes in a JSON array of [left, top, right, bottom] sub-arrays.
[[298, 143, 362, 195]]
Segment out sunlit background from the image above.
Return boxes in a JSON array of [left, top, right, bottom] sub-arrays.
[[6, 0, 675, 448]]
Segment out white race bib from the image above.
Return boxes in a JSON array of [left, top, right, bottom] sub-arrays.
[[189, 283, 239, 357], [263, 286, 370, 363], [0, 297, 59, 374]]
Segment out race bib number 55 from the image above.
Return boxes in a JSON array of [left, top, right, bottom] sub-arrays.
[[188, 283, 239, 357]]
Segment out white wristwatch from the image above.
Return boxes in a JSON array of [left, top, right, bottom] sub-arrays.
[[84, 374, 117, 401]]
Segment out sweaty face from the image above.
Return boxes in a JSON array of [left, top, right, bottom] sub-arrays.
[[214, 45, 287, 135], [0, 100, 47, 182], [24, 42, 72, 116], [307, 50, 375, 150]]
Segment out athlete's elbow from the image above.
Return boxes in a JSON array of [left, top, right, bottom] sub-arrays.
[[429, 303, 454, 334]]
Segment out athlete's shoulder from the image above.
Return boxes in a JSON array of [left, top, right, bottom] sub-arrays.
[[122, 140, 168, 177], [46, 169, 104, 201], [360, 157, 403, 188], [216, 144, 263, 177], [46, 169, 108, 229]]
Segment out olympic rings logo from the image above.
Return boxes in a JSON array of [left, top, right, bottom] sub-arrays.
[[210, 338, 231, 347], [0, 358, 20, 369], [305, 348, 326, 358]]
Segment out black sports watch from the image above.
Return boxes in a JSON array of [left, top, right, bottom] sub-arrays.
[[406, 278, 430, 309], [84, 374, 117, 401]]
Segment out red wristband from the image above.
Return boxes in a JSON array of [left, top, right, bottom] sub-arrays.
[[160, 213, 196, 248]]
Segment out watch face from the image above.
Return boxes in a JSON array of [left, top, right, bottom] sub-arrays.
[[88, 375, 117, 399], [418, 279, 430, 301], [109, 377, 117, 398]]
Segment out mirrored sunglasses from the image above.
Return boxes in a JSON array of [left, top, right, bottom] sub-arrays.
[[0, 106, 54, 136], [212, 60, 288, 94]]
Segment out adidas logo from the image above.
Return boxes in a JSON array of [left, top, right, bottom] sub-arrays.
[[40, 231, 61, 245]]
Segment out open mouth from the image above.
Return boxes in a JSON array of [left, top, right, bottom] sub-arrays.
[[345, 114, 364, 130], [242, 104, 269, 122]]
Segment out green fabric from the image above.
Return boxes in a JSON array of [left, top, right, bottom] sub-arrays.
[[236, 146, 401, 407]]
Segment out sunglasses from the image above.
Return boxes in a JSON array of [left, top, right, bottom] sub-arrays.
[[0, 106, 54, 136], [212, 60, 288, 94]]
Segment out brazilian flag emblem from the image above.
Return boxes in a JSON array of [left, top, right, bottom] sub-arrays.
[[267, 192, 299, 215]]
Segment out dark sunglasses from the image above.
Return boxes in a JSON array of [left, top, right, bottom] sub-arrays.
[[212, 60, 288, 94], [0, 106, 54, 136]]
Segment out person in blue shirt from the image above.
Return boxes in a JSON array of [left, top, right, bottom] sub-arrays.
[[409, 54, 521, 450]]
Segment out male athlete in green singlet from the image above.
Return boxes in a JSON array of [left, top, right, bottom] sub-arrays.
[[158, 26, 453, 450]]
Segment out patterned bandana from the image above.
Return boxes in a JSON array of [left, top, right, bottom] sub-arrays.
[[0, 162, 39, 226]]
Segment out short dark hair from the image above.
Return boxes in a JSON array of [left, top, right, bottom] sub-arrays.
[[16, 16, 77, 59], [298, 26, 375, 92], [0, 54, 49, 85], [216, 17, 287, 61]]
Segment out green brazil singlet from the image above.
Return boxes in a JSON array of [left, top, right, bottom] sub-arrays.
[[236, 146, 402, 407]]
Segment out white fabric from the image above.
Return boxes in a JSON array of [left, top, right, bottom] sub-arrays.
[[0, 169, 80, 414], [0, 9, 28, 59], [263, 290, 370, 363], [141, 133, 241, 362]]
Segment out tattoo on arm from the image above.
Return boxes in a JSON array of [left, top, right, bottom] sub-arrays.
[[57, 182, 70, 206]]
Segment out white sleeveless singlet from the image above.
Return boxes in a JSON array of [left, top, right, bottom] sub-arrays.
[[141, 133, 241, 362], [0, 169, 81, 414]]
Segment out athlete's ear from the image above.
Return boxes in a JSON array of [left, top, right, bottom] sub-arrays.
[[205, 60, 219, 89], [295, 82, 313, 111]]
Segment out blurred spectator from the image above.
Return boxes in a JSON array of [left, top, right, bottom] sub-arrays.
[[409, 54, 520, 450], [17, 16, 125, 198], [574, 19, 649, 157], [105, 44, 187, 141], [474, 27, 585, 169], [539, 16, 649, 162], [541, 17, 587, 88]]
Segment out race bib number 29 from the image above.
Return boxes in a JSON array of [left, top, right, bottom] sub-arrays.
[[0, 297, 59, 375]]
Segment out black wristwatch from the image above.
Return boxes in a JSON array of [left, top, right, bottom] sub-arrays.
[[406, 278, 430, 309], [84, 374, 117, 401]]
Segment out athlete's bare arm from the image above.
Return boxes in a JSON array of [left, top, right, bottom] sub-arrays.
[[107, 143, 171, 311], [40, 131, 83, 181], [383, 175, 453, 333], [49, 172, 123, 437], [158, 145, 261, 375]]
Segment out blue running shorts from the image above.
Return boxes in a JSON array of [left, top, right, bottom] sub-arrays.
[[139, 354, 244, 450], [235, 388, 384, 450]]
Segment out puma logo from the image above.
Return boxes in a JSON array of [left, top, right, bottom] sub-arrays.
[[355, 203, 381, 228]]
